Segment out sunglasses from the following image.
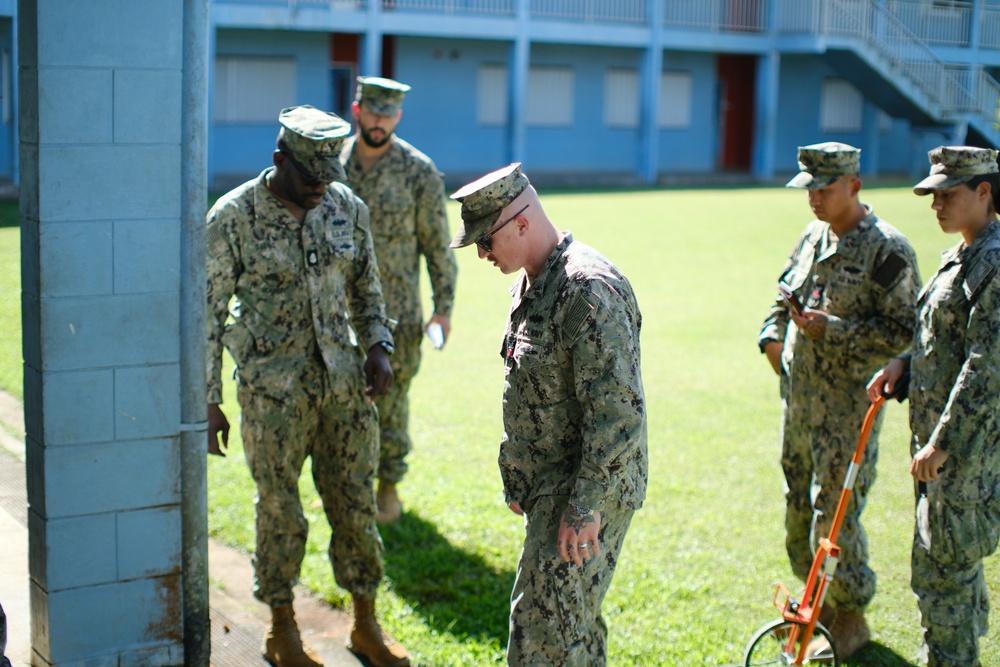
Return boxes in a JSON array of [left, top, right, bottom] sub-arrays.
[[476, 204, 530, 252], [280, 150, 324, 188]]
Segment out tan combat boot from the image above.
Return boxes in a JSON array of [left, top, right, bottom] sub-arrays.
[[828, 609, 870, 658], [347, 596, 410, 667], [262, 604, 324, 667], [376, 480, 402, 524]]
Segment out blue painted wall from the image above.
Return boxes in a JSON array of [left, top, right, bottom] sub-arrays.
[[659, 50, 717, 174], [521, 43, 642, 175], [392, 38, 721, 178], [211, 28, 330, 187], [772, 54, 952, 179], [0, 17, 13, 182], [393, 37, 511, 176]]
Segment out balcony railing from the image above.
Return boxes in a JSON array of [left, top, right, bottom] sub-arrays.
[[777, 0, 950, 107], [886, 0, 971, 47], [530, 0, 648, 25], [778, 0, 998, 130], [982, 7, 1000, 50], [944, 64, 1000, 121], [663, 0, 765, 32], [215, 0, 367, 6], [384, 0, 513, 14]]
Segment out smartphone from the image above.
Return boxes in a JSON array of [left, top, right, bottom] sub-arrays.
[[778, 281, 804, 317]]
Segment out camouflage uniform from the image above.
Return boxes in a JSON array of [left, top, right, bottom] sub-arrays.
[[0, 602, 10, 667], [904, 146, 1000, 667], [450, 164, 648, 667], [759, 143, 921, 613], [341, 79, 457, 483], [206, 108, 394, 605]]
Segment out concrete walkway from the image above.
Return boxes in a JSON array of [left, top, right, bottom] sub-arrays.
[[0, 392, 362, 667]]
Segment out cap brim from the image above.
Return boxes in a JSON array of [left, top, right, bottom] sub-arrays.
[[311, 159, 346, 184], [449, 212, 500, 248], [912, 172, 972, 195], [785, 171, 840, 190]]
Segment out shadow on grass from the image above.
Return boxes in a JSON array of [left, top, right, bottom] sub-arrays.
[[845, 640, 918, 666], [380, 510, 514, 646], [0, 200, 18, 228]]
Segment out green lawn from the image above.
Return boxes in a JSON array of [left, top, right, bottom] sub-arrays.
[[3, 186, 999, 665], [0, 199, 19, 399]]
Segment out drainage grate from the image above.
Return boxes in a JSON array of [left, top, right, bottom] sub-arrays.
[[209, 607, 271, 667]]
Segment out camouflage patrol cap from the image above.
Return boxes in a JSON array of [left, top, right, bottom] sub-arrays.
[[449, 163, 530, 248], [356, 76, 411, 116], [786, 142, 861, 190], [913, 145, 1000, 195], [276, 105, 351, 183]]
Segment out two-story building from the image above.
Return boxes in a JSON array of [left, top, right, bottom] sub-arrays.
[[3, 0, 1000, 189]]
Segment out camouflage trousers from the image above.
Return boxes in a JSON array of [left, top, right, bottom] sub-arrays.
[[912, 489, 991, 667], [781, 406, 882, 613], [238, 362, 384, 606], [507, 495, 634, 667], [375, 326, 422, 483], [0, 601, 10, 667]]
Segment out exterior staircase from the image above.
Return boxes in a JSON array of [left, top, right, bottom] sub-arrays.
[[777, 0, 1000, 147]]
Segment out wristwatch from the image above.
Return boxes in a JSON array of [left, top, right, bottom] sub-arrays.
[[376, 341, 394, 355]]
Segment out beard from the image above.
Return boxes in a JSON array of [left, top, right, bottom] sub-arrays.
[[360, 126, 391, 148]]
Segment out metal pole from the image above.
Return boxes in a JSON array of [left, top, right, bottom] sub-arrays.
[[181, 0, 210, 664], [508, 0, 530, 165], [639, 0, 663, 184]]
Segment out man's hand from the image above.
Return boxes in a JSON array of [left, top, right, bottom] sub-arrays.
[[912, 444, 949, 482], [364, 343, 394, 398], [208, 403, 230, 457], [508, 501, 523, 516], [556, 505, 602, 566], [790, 308, 828, 340], [867, 357, 906, 403], [425, 314, 452, 348], [763, 340, 784, 376]]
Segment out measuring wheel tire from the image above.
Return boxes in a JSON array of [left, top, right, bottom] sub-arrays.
[[743, 618, 840, 666]]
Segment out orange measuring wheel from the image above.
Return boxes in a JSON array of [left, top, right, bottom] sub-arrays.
[[742, 379, 904, 667]]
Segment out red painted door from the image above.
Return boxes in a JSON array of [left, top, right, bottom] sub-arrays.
[[716, 54, 756, 171]]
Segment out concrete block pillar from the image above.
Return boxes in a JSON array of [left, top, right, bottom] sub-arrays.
[[18, 1, 205, 665]]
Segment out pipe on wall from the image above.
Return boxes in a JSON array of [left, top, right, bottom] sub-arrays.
[[180, 0, 210, 664]]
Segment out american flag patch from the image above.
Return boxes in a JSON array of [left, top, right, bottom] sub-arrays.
[[873, 252, 906, 288]]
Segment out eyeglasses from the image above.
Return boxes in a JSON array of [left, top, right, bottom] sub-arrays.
[[476, 204, 530, 252], [280, 150, 324, 188]]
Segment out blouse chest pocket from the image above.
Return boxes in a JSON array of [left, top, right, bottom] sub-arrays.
[[371, 189, 414, 229], [781, 245, 816, 292], [515, 336, 554, 367], [505, 328, 573, 405], [504, 326, 561, 371], [920, 266, 968, 337], [246, 231, 303, 289], [323, 226, 357, 263], [823, 260, 871, 313]]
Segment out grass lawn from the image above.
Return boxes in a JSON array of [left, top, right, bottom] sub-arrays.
[[3, 185, 999, 665], [0, 199, 19, 400]]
